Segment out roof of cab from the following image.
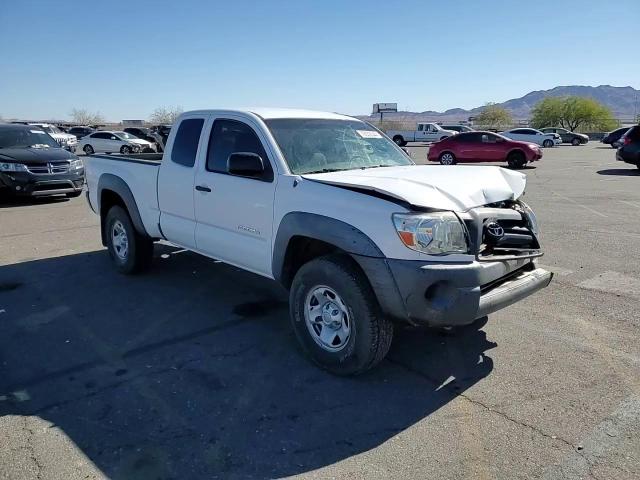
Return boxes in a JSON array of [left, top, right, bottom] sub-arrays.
[[183, 108, 355, 121]]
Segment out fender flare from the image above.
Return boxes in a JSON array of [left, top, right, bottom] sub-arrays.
[[97, 174, 149, 244], [272, 212, 408, 321], [272, 212, 383, 283]]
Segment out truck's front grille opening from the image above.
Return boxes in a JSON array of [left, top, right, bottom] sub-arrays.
[[469, 204, 542, 261]]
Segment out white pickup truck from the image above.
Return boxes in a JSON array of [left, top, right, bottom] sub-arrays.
[[386, 122, 458, 146], [85, 108, 552, 375]]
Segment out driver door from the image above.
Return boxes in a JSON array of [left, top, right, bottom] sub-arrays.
[[194, 116, 277, 277]]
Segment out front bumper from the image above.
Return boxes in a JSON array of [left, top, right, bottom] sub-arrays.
[[0, 170, 84, 196], [355, 256, 552, 328], [387, 259, 552, 327]]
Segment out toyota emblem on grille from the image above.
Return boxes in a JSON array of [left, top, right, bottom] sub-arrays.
[[485, 222, 504, 240]]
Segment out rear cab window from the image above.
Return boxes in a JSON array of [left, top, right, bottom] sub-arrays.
[[171, 118, 205, 167]]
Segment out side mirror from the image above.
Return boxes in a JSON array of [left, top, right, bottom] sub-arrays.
[[228, 152, 265, 178]]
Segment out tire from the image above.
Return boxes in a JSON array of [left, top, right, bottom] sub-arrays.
[[83, 144, 94, 155], [105, 205, 154, 274], [439, 152, 456, 165], [120, 145, 132, 154], [571, 137, 580, 146], [507, 151, 526, 169], [289, 254, 393, 375], [393, 136, 406, 147], [65, 191, 83, 198], [543, 139, 554, 148]]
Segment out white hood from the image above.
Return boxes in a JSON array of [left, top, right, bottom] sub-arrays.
[[302, 165, 526, 211], [129, 138, 152, 145]]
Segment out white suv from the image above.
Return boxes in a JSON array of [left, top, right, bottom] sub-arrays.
[[29, 123, 78, 152]]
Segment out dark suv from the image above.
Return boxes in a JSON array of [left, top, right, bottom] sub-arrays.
[[540, 127, 588, 146], [68, 126, 95, 139], [616, 126, 640, 169], [0, 124, 84, 197], [602, 127, 631, 148]]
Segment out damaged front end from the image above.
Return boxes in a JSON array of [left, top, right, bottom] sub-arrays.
[[458, 200, 543, 262]]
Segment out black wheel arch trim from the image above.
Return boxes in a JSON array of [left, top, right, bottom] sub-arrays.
[[272, 212, 409, 322], [97, 173, 149, 245]]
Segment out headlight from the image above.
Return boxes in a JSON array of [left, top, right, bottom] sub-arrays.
[[393, 212, 469, 254], [70, 159, 84, 170], [519, 201, 539, 236], [0, 162, 28, 172]]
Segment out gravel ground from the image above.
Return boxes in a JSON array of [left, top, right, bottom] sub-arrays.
[[0, 142, 638, 479]]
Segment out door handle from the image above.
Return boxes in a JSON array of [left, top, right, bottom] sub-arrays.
[[195, 185, 212, 192]]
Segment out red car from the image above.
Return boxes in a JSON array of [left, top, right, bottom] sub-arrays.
[[427, 131, 543, 168]]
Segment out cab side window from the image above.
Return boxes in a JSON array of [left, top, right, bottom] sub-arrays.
[[206, 119, 273, 182]]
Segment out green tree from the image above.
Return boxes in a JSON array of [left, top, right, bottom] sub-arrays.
[[530, 96, 616, 131], [475, 103, 513, 129]]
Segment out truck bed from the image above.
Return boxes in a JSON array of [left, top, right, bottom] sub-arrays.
[[88, 153, 163, 164], [85, 153, 163, 238]]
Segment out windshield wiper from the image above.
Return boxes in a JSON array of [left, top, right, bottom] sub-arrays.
[[360, 164, 393, 170], [302, 168, 344, 174]]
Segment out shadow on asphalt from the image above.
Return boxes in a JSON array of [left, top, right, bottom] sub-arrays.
[[0, 195, 70, 209], [597, 168, 640, 176], [0, 246, 495, 479]]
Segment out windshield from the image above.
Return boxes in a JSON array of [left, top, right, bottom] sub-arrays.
[[34, 125, 61, 134], [0, 128, 61, 148], [266, 119, 413, 174], [116, 132, 137, 140]]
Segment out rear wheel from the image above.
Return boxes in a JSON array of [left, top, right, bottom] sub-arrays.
[[83, 144, 94, 155], [543, 139, 554, 148], [507, 151, 526, 169], [105, 205, 153, 274], [571, 137, 581, 146], [439, 152, 456, 165], [393, 136, 406, 147], [289, 254, 393, 375]]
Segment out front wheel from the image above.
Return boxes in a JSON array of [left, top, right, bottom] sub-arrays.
[[543, 139, 554, 148], [105, 205, 154, 274], [507, 151, 526, 169], [289, 254, 393, 375], [571, 138, 581, 146], [439, 152, 456, 165], [120, 145, 132, 154]]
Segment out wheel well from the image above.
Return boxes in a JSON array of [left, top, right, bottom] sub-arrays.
[[99, 189, 127, 245], [507, 149, 525, 159], [280, 236, 345, 289], [439, 150, 454, 158]]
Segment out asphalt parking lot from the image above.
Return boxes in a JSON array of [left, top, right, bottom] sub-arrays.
[[1, 143, 639, 479]]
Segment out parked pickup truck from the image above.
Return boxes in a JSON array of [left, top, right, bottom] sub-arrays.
[[85, 108, 552, 375], [386, 123, 457, 146]]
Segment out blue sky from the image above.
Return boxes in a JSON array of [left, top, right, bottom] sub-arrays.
[[1, 0, 638, 121]]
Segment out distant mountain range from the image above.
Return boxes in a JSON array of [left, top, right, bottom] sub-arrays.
[[360, 85, 639, 123]]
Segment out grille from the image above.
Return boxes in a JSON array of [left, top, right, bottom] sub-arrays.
[[465, 204, 542, 261], [26, 162, 70, 174], [33, 181, 73, 192]]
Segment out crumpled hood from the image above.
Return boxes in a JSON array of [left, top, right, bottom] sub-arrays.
[[302, 165, 526, 211]]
